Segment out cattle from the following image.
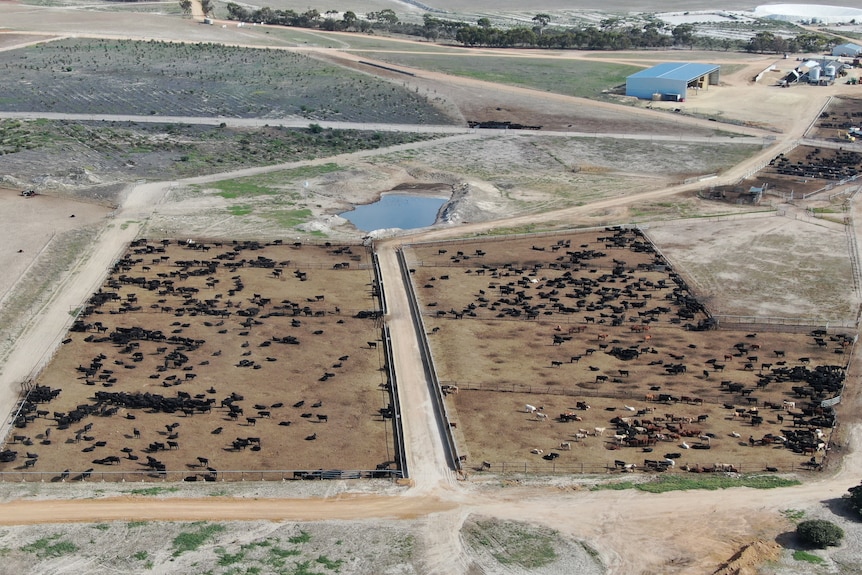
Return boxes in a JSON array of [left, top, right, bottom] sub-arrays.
[[525, 404, 537, 414], [317, 414, 328, 423], [367, 341, 377, 349]]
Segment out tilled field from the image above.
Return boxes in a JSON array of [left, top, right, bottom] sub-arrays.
[[406, 230, 848, 474], [0, 38, 456, 123], [0, 240, 395, 481]]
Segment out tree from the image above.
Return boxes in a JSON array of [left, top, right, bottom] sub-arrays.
[[341, 11, 357, 30], [373, 9, 398, 25], [178, 0, 191, 16], [199, 0, 213, 17], [797, 520, 844, 549], [477, 17, 491, 28], [225, 2, 250, 21], [532, 13, 550, 34], [672, 24, 695, 48], [747, 31, 776, 53]]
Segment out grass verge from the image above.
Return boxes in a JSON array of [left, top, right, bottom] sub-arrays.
[[592, 475, 800, 493]]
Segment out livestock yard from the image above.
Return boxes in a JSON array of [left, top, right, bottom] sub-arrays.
[[5, 1, 862, 573], [407, 229, 847, 474], [0, 240, 395, 481]]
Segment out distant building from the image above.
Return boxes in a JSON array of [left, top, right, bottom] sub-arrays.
[[626, 62, 720, 101], [832, 43, 862, 58]]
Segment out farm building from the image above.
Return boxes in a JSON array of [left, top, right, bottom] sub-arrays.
[[832, 43, 862, 58], [625, 62, 720, 101]]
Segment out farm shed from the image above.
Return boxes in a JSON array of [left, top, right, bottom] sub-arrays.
[[832, 43, 862, 58], [626, 62, 720, 101]]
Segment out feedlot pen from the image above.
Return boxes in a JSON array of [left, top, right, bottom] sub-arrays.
[[0, 240, 398, 481], [406, 229, 850, 474]]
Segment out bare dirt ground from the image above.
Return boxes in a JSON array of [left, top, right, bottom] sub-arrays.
[[406, 231, 847, 474], [4, 5, 862, 575], [0, 188, 110, 304], [0, 240, 394, 480]]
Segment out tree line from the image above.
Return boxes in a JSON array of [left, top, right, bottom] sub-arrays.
[[187, 5, 837, 55]]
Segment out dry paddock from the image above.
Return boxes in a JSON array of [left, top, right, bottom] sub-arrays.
[[0, 239, 396, 481], [405, 229, 850, 474]]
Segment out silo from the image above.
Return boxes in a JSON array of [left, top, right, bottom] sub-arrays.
[[824, 64, 837, 78], [809, 66, 821, 82]]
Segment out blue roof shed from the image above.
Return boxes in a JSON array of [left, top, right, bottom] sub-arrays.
[[626, 62, 721, 100]]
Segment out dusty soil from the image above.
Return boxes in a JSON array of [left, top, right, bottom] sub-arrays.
[[0, 240, 394, 480], [406, 230, 846, 474], [646, 213, 859, 320], [0, 188, 110, 304]]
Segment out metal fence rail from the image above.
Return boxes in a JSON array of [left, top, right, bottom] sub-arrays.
[[0, 468, 404, 483], [384, 325, 408, 479], [475, 461, 822, 475], [712, 315, 855, 330]]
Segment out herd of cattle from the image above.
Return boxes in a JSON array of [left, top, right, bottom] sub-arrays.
[[412, 228, 849, 472], [0, 239, 394, 480], [767, 147, 862, 181]]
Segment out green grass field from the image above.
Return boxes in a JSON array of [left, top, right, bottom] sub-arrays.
[[351, 51, 641, 98]]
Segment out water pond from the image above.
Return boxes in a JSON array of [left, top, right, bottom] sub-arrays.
[[340, 194, 447, 232]]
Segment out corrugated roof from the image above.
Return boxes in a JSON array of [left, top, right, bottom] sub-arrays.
[[835, 42, 862, 51], [627, 62, 720, 82]]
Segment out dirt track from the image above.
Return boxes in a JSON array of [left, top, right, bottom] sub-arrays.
[[3, 9, 862, 574]]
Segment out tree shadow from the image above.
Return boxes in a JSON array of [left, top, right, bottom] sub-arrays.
[[823, 496, 859, 521], [775, 530, 800, 550]]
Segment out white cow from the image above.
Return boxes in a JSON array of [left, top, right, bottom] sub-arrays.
[[560, 442, 571, 450], [525, 404, 537, 414], [535, 412, 548, 421], [594, 427, 606, 437]]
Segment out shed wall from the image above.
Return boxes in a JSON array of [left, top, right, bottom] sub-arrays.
[[626, 77, 686, 100]]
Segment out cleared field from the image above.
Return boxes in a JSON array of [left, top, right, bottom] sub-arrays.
[[0, 240, 394, 481], [646, 215, 858, 320], [406, 230, 845, 474], [0, 39, 456, 123]]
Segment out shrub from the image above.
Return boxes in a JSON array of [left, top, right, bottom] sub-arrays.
[[797, 519, 844, 549]]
